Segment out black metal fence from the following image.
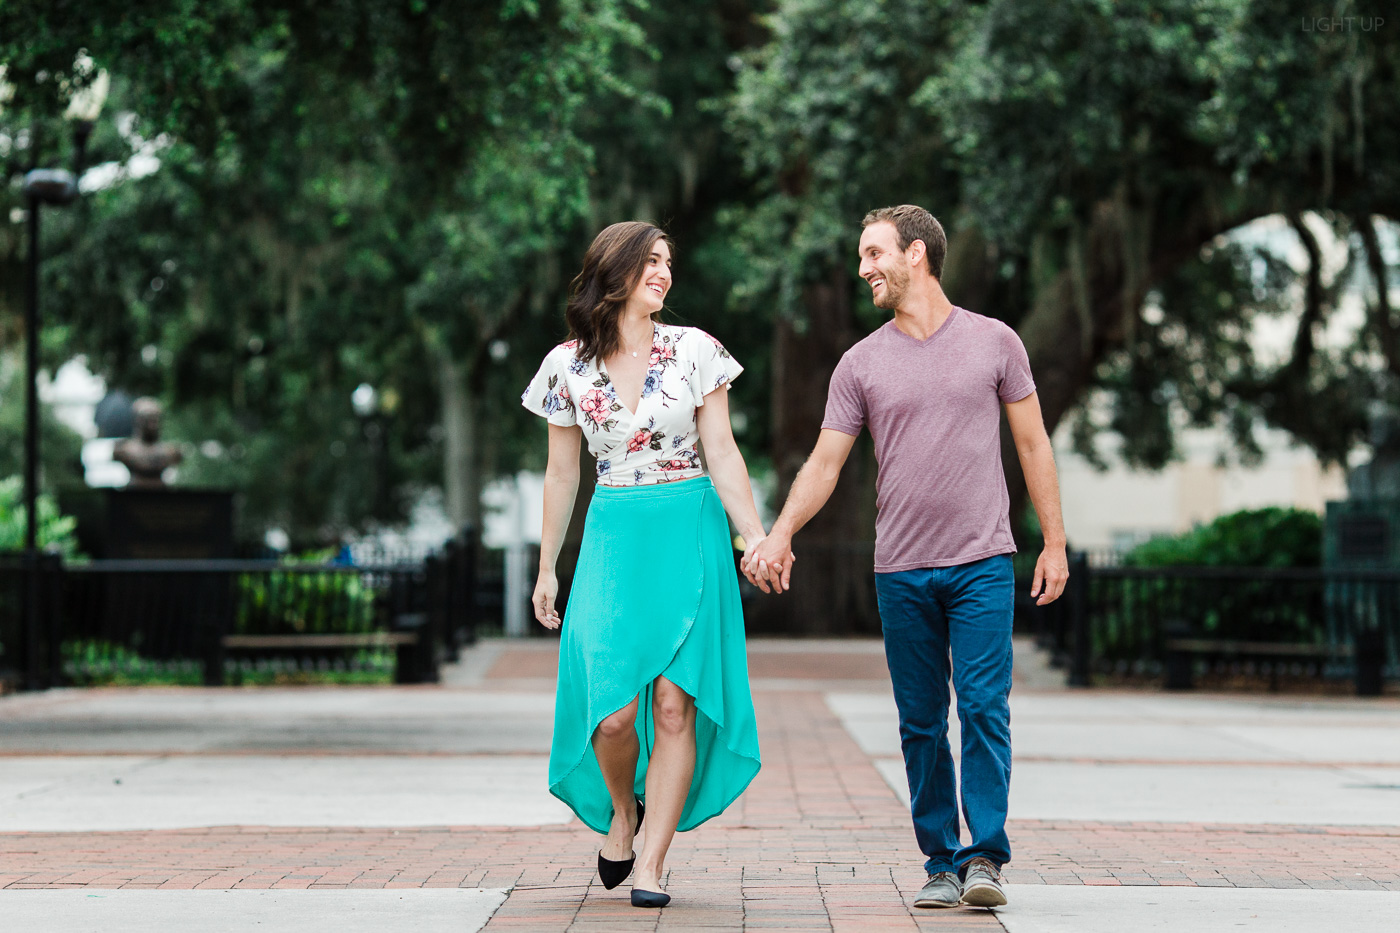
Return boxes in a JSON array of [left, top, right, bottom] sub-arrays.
[[0, 535, 479, 691], [1029, 556, 1398, 692], [6, 541, 1396, 693]]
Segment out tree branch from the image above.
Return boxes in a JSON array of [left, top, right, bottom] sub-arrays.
[[1359, 213, 1400, 378], [1283, 211, 1326, 379]]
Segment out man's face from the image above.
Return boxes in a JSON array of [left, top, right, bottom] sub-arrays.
[[858, 222, 911, 310]]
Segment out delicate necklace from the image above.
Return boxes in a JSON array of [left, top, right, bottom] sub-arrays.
[[625, 328, 652, 358]]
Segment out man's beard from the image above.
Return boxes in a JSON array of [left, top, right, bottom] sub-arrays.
[[872, 264, 910, 309]]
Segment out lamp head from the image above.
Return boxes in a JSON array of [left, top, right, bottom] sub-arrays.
[[351, 383, 379, 418], [22, 169, 79, 206]]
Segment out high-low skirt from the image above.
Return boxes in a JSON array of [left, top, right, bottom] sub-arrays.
[[548, 475, 761, 833]]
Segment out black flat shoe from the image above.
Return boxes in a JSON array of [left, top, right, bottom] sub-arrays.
[[596, 798, 645, 890], [631, 889, 671, 908], [597, 850, 634, 890]]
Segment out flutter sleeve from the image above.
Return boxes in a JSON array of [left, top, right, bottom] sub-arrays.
[[689, 329, 744, 406], [520, 348, 579, 427]]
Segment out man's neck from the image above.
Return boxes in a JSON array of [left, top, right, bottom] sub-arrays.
[[891, 280, 955, 341]]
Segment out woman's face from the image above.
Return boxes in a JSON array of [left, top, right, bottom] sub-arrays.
[[628, 238, 672, 314]]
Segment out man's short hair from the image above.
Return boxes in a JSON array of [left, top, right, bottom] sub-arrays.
[[862, 205, 947, 279]]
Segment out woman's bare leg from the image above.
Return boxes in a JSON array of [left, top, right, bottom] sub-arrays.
[[592, 696, 641, 861], [634, 676, 696, 892]]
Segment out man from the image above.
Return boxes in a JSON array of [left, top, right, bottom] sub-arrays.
[[744, 205, 1068, 910]]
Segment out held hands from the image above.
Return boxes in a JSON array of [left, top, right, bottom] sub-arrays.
[[533, 570, 561, 630], [741, 531, 797, 594], [1031, 544, 1069, 605]]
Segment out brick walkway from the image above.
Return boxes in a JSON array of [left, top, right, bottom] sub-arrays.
[[4, 683, 1399, 930]]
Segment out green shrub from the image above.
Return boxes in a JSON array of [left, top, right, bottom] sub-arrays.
[[1123, 507, 1321, 568], [62, 639, 392, 686], [0, 475, 81, 558], [234, 568, 378, 635]]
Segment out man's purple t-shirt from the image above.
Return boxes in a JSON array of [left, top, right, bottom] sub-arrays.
[[822, 307, 1036, 573]]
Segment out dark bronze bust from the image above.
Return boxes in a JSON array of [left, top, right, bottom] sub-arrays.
[[113, 398, 184, 489]]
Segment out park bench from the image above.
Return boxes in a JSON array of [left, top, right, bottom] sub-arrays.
[[222, 632, 418, 650], [218, 612, 434, 684], [1163, 638, 1351, 691]]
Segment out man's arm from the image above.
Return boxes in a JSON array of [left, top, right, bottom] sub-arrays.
[[744, 429, 857, 593], [1004, 391, 1069, 604]]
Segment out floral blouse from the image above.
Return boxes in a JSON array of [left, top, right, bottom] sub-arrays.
[[521, 323, 743, 486]]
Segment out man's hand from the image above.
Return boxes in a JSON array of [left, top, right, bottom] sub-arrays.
[[743, 531, 796, 594], [1031, 544, 1069, 605]]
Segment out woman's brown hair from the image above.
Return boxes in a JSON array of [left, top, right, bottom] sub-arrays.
[[565, 221, 672, 363]]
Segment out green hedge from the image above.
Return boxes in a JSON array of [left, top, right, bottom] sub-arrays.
[[1123, 507, 1322, 568]]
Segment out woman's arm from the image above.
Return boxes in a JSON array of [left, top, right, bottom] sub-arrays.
[[534, 423, 582, 629], [696, 385, 766, 552]]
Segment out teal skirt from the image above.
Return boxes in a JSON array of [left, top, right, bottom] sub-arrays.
[[548, 476, 761, 833]]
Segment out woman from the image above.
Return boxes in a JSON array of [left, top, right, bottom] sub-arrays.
[[521, 221, 765, 908]]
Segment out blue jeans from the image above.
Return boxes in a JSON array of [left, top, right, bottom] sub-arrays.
[[874, 554, 1014, 875]]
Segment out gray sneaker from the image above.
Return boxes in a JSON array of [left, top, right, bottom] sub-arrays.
[[959, 857, 1007, 908], [913, 871, 961, 908]]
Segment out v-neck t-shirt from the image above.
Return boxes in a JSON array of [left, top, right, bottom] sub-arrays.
[[821, 308, 1036, 572], [522, 322, 743, 486]]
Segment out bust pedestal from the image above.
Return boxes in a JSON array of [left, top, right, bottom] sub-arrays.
[[98, 489, 236, 675], [104, 488, 234, 559]]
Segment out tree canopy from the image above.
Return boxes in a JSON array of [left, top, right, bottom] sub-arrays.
[[3, 0, 1397, 575]]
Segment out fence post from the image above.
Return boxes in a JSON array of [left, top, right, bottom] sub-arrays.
[[42, 553, 63, 689], [1162, 618, 1194, 690], [425, 555, 445, 681], [1067, 551, 1091, 687], [458, 526, 478, 648], [22, 550, 42, 690], [202, 620, 226, 686], [202, 572, 227, 686], [439, 541, 461, 663], [1355, 626, 1384, 697], [393, 564, 439, 685]]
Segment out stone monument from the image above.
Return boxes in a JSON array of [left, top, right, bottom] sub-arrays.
[[101, 396, 236, 679], [104, 397, 232, 560]]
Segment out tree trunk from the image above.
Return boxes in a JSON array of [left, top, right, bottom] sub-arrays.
[[751, 267, 878, 635], [439, 353, 480, 532]]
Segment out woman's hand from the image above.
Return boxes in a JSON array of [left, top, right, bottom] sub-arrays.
[[743, 530, 797, 594], [740, 534, 765, 584], [533, 571, 561, 630]]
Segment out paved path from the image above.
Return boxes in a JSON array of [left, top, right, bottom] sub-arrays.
[[2, 637, 1398, 932]]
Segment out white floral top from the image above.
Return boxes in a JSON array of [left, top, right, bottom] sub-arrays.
[[521, 323, 743, 486]]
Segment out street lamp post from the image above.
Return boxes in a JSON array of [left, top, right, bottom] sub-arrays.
[[352, 383, 386, 520], [17, 68, 106, 689], [20, 170, 77, 690]]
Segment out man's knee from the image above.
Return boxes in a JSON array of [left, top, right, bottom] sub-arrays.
[[955, 690, 1010, 729]]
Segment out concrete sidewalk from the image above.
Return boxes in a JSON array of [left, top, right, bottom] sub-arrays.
[[2, 637, 1398, 932]]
